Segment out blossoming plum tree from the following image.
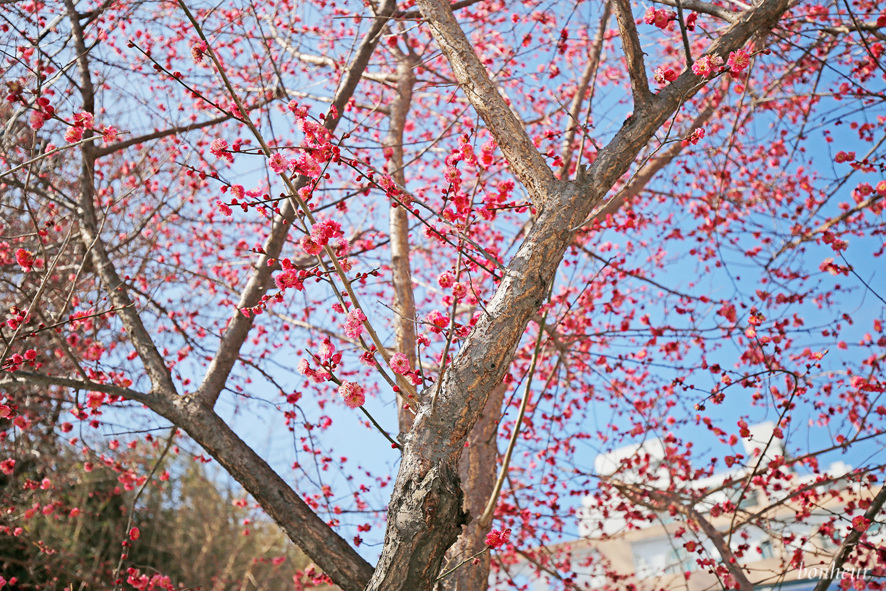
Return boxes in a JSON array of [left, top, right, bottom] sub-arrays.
[[1, 0, 885, 589]]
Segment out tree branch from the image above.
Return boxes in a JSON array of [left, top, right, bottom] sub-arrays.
[[614, 482, 754, 591], [95, 110, 255, 158], [384, 52, 421, 434], [194, 0, 397, 409], [65, 0, 178, 398], [2, 371, 156, 406], [7, 368, 377, 591], [655, 0, 738, 23], [397, 0, 485, 19], [812, 485, 886, 591], [558, 0, 611, 179], [612, 0, 653, 109], [414, 0, 555, 207], [595, 102, 717, 218], [165, 401, 377, 591]]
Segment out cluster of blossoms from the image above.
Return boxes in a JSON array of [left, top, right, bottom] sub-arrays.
[[819, 257, 849, 276], [478, 140, 497, 168], [297, 357, 331, 384], [657, 49, 749, 86], [311, 219, 343, 246], [59, 112, 118, 143], [0, 459, 15, 476], [644, 7, 676, 29], [821, 231, 849, 252], [690, 50, 750, 79], [216, 183, 261, 217], [317, 338, 337, 362], [210, 138, 233, 163], [684, 127, 705, 147], [441, 134, 481, 216], [274, 258, 305, 292], [426, 310, 449, 332], [268, 152, 287, 173], [29, 96, 54, 130], [835, 151, 856, 163], [63, 111, 93, 143], [653, 66, 678, 85], [389, 352, 410, 375], [300, 219, 345, 257], [338, 381, 365, 408], [344, 308, 367, 339], [480, 178, 515, 221], [743, 308, 767, 338], [485, 528, 511, 549], [3, 349, 37, 372], [5, 307, 31, 334], [126, 568, 174, 591], [234, 102, 338, 209], [388, 352, 423, 386], [14, 248, 41, 272], [191, 40, 209, 64], [691, 54, 725, 78], [437, 271, 478, 306], [359, 349, 377, 367], [294, 102, 336, 147]]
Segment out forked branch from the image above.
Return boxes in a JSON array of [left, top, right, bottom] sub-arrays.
[[414, 0, 555, 206]]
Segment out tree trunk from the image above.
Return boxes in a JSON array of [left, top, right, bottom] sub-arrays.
[[437, 383, 507, 591]]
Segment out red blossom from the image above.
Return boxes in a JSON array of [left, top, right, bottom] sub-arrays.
[[485, 528, 511, 549]]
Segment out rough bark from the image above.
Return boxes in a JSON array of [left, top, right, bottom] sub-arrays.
[[436, 383, 507, 591], [612, 0, 653, 109]]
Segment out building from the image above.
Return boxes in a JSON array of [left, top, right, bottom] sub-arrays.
[[499, 423, 883, 591]]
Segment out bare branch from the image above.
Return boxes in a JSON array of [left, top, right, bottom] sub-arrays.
[[95, 109, 261, 158], [268, 32, 398, 84], [595, 102, 716, 218], [819, 19, 886, 37], [166, 403, 377, 591], [614, 483, 754, 591], [6, 369, 377, 591], [65, 0, 178, 397], [558, 0, 611, 179]]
